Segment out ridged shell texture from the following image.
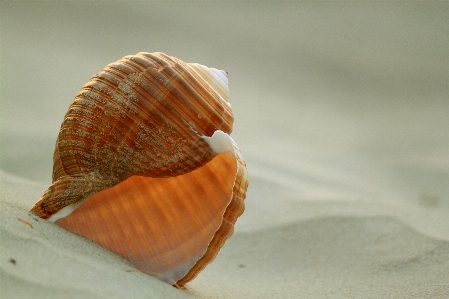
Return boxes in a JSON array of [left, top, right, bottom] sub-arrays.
[[31, 52, 248, 287]]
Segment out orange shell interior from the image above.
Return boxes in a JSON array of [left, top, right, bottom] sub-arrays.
[[55, 152, 241, 286]]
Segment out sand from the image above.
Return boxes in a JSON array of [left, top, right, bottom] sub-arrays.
[[1, 2, 449, 298], [2, 173, 449, 299]]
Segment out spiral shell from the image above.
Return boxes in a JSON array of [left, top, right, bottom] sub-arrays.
[[31, 52, 248, 287]]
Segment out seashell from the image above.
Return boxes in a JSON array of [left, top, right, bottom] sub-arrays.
[[30, 52, 248, 287]]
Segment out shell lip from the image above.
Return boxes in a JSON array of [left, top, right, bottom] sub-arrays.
[[173, 140, 248, 287]]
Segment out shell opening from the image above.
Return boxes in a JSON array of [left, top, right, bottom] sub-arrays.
[[54, 151, 241, 286]]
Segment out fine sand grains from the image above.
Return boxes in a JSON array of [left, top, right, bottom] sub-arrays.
[[2, 171, 449, 299]]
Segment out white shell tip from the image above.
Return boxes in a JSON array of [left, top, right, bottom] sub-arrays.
[[210, 68, 228, 86]]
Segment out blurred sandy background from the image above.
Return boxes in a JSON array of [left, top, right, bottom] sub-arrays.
[[1, 2, 449, 298]]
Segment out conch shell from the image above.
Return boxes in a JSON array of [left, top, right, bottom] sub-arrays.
[[31, 52, 248, 287]]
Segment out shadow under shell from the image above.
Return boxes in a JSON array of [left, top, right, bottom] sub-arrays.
[[55, 152, 237, 286]]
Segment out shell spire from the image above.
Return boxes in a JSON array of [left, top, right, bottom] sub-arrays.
[[31, 52, 248, 287]]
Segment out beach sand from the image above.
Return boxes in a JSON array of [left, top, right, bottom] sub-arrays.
[[2, 172, 449, 298], [1, 2, 449, 298]]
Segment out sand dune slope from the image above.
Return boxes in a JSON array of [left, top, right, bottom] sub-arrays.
[[189, 216, 449, 298], [2, 170, 449, 298]]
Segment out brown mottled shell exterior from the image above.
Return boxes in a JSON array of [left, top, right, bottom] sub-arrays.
[[31, 52, 248, 287]]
